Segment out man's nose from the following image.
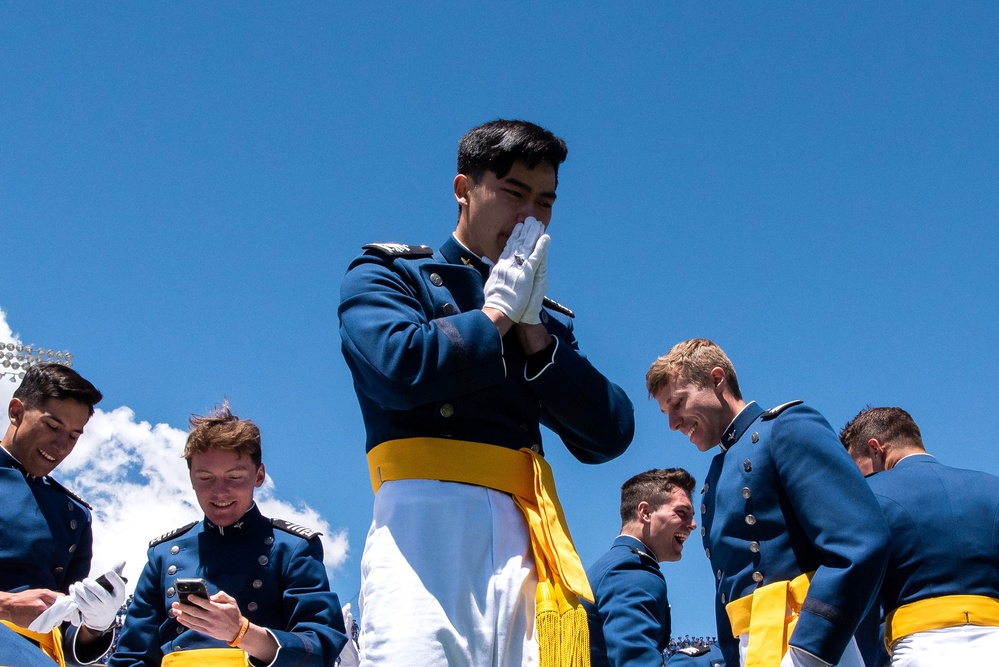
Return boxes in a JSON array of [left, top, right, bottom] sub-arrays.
[[668, 413, 681, 431]]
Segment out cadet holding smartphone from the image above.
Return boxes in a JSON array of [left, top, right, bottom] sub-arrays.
[[109, 404, 347, 667]]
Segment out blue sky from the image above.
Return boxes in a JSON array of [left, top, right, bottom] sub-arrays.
[[2, 3, 998, 637]]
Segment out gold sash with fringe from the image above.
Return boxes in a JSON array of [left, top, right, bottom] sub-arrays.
[[368, 437, 591, 667]]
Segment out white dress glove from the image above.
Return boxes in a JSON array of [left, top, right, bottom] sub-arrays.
[[518, 238, 548, 325], [780, 646, 833, 667], [69, 562, 127, 632], [483, 218, 549, 323], [27, 594, 80, 633]]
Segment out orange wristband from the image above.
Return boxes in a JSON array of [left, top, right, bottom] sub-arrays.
[[228, 616, 250, 647]]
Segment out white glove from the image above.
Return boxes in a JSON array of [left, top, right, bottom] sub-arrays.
[[780, 646, 832, 667], [27, 594, 80, 633], [518, 238, 548, 325], [483, 218, 549, 323], [69, 562, 127, 632]]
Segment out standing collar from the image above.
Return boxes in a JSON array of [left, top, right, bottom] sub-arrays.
[[720, 401, 763, 452], [1, 444, 40, 480], [204, 502, 264, 536], [441, 234, 491, 280]]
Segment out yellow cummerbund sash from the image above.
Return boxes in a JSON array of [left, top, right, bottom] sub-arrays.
[[162, 648, 250, 666], [884, 594, 999, 653], [368, 437, 593, 667], [0, 621, 64, 666], [726, 571, 814, 667]]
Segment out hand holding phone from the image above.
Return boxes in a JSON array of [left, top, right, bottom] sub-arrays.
[[175, 578, 209, 604]]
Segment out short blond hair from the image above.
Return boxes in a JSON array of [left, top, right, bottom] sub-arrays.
[[646, 338, 742, 401]]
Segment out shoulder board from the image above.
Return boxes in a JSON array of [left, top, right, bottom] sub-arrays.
[[542, 296, 575, 319], [629, 546, 660, 567], [44, 476, 92, 510], [676, 645, 710, 657], [362, 243, 434, 258], [761, 400, 804, 420], [271, 518, 322, 541], [150, 521, 198, 547]]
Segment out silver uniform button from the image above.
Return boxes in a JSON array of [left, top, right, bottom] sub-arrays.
[[442, 303, 458, 316], [721, 593, 727, 604], [701, 483, 709, 494], [247, 601, 258, 612], [540, 311, 549, 324], [258, 555, 269, 566], [167, 565, 177, 575], [429, 273, 443, 286], [53, 566, 64, 576], [716, 569, 722, 581], [70, 519, 78, 530], [744, 459, 752, 472], [167, 587, 176, 598], [749, 541, 760, 553], [751, 432, 759, 443], [68, 501, 74, 511], [705, 548, 711, 558], [745, 515, 757, 525], [68, 544, 76, 553], [440, 403, 454, 418], [264, 537, 274, 546], [752, 571, 764, 583], [530, 444, 540, 453], [700, 527, 706, 537], [741, 487, 752, 499], [171, 546, 180, 555], [253, 579, 263, 589], [177, 625, 183, 634], [700, 504, 706, 515]]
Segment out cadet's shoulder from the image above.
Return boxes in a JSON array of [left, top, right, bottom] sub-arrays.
[[271, 518, 323, 542], [361, 243, 434, 260], [149, 521, 198, 547], [45, 476, 92, 511], [761, 400, 804, 420]]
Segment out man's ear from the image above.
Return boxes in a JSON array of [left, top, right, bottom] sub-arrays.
[[710, 367, 726, 392], [255, 463, 266, 488], [7, 398, 24, 427], [636, 500, 652, 523], [867, 438, 886, 460], [454, 173, 470, 206]]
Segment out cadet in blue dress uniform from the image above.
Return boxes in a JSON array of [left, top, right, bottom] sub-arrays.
[[647, 339, 888, 667], [584, 468, 697, 667], [1, 364, 125, 666], [339, 120, 635, 666], [110, 404, 346, 667], [841, 406, 999, 665]]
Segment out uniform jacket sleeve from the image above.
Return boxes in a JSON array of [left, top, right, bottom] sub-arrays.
[[264, 536, 347, 667], [108, 548, 166, 667], [591, 561, 669, 666], [770, 408, 889, 662]]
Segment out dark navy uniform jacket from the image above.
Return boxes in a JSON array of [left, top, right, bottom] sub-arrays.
[[667, 643, 725, 667], [338, 235, 634, 460], [109, 505, 347, 667], [701, 401, 889, 666], [584, 535, 670, 667], [0, 445, 104, 664], [864, 453, 999, 649]]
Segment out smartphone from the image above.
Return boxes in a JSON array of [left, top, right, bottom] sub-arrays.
[[175, 578, 209, 604], [95, 571, 127, 594]]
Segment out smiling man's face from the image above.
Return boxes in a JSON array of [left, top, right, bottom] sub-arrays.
[[189, 449, 265, 527], [654, 374, 731, 453], [4, 397, 90, 477]]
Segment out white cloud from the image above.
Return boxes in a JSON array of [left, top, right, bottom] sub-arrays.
[[0, 307, 349, 592]]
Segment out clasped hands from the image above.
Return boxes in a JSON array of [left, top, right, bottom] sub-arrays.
[[483, 217, 550, 326]]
